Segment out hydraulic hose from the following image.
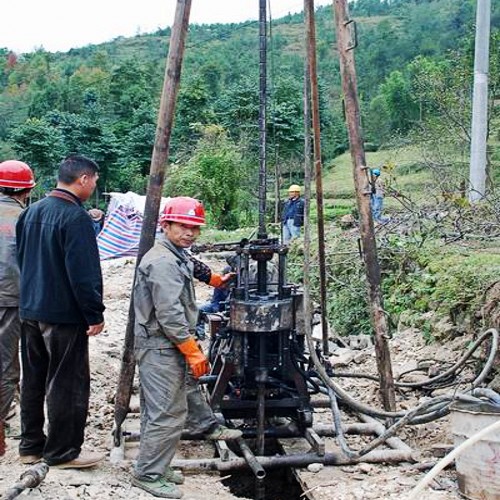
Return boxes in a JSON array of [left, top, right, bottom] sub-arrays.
[[395, 328, 498, 389], [331, 328, 498, 391], [304, 327, 498, 422]]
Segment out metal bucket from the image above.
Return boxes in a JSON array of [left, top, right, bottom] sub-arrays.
[[450, 401, 500, 500]]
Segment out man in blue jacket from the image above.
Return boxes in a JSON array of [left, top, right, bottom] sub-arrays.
[[281, 184, 305, 244], [16, 154, 105, 468]]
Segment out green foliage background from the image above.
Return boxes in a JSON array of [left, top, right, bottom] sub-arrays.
[[1, 0, 499, 339], [1, 0, 498, 229]]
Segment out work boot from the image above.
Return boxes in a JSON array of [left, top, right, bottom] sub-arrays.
[[132, 475, 183, 499], [19, 454, 43, 465], [204, 425, 242, 441], [164, 466, 184, 485], [52, 451, 104, 469]]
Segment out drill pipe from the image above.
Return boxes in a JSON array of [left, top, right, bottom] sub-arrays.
[[172, 449, 414, 473], [236, 438, 266, 479], [130, 422, 380, 442], [3, 462, 49, 500], [233, 422, 380, 440]]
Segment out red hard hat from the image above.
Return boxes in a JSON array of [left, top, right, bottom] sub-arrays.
[[160, 197, 206, 226], [0, 160, 36, 189]]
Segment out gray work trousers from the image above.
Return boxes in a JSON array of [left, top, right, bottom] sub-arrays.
[[134, 347, 218, 478], [0, 307, 21, 421]]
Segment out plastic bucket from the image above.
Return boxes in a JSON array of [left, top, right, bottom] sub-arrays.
[[450, 401, 500, 500]]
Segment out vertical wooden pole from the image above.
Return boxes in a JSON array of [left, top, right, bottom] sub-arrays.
[[113, 0, 192, 446], [304, 0, 329, 356], [332, 0, 396, 411]]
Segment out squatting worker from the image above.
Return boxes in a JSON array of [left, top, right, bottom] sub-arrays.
[[281, 184, 305, 244], [16, 154, 105, 469], [0, 161, 36, 448], [132, 196, 241, 499]]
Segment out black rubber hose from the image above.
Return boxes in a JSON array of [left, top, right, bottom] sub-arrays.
[[307, 329, 498, 421], [331, 329, 498, 391]]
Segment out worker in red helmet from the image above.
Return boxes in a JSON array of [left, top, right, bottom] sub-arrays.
[[0, 160, 36, 454], [132, 196, 241, 499]]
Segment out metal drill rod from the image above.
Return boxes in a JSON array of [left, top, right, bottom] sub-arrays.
[[257, 0, 267, 239], [172, 449, 414, 472], [3, 462, 49, 500], [236, 438, 266, 479]]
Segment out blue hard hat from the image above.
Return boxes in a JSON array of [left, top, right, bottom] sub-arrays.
[[372, 168, 381, 176]]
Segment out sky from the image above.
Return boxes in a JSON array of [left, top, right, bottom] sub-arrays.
[[0, 0, 333, 54]]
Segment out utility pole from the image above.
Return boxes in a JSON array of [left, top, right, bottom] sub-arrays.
[[332, 0, 396, 411], [304, 0, 330, 357], [469, 0, 491, 203], [113, 0, 192, 452]]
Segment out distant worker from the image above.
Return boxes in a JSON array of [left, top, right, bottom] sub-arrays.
[[281, 184, 305, 244], [88, 208, 105, 235], [370, 168, 389, 224], [133, 196, 241, 499], [16, 154, 105, 468], [0, 160, 36, 448]]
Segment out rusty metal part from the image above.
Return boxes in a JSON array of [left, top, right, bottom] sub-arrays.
[[3, 462, 49, 500], [206, 237, 312, 431], [191, 239, 250, 254], [230, 299, 294, 332], [172, 448, 414, 473], [180, 422, 378, 441]]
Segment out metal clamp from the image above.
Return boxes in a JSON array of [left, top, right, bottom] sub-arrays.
[[344, 19, 358, 50]]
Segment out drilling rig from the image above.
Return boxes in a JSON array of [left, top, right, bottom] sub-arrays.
[[196, 0, 314, 454], [199, 239, 313, 450]]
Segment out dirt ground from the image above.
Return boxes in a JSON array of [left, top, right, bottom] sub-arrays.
[[0, 255, 477, 499]]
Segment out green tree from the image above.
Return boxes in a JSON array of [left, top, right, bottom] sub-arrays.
[[367, 69, 419, 142], [9, 117, 65, 188], [165, 125, 245, 229], [172, 75, 215, 156]]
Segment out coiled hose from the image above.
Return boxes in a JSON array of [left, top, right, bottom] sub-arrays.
[[304, 328, 498, 424]]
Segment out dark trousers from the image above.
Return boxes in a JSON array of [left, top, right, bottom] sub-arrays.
[[0, 307, 21, 421], [19, 321, 90, 465]]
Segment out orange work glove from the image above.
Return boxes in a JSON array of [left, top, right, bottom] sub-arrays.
[[176, 337, 210, 379], [209, 272, 236, 288]]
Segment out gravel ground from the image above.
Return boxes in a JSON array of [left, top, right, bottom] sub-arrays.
[[0, 255, 481, 499]]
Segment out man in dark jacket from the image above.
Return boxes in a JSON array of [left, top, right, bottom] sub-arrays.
[[16, 154, 105, 468], [281, 184, 305, 244]]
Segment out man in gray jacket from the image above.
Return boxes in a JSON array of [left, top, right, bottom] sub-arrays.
[[132, 197, 240, 499], [0, 160, 35, 450]]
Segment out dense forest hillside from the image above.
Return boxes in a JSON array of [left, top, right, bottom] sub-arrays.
[[0, 0, 499, 226]]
